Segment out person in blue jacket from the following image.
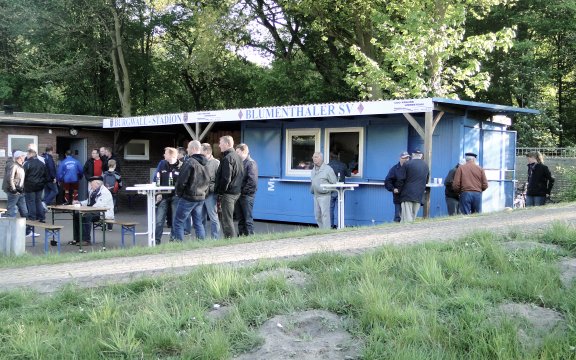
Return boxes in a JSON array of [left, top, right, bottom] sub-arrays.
[[385, 151, 410, 222], [56, 149, 84, 204]]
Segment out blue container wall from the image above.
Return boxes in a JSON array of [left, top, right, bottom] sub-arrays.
[[242, 112, 515, 225]]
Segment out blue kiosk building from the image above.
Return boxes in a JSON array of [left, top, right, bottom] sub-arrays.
[[105, 98, 537, 226]]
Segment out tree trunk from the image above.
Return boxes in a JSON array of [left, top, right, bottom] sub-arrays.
[[109, 4, 131, 117]]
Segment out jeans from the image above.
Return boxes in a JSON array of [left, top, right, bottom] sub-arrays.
[[203, 192, 220, 239], [445, 197, 460, 216], [173, 198, 205, 241], [330, 192, 338, 227], [525, 195, 546, 206], [25, 190, 45, 222], [6, 192, 32, 234], [236, 194, 255, 236], [313, 193, 331, 229], [43, 182, 58, 205], [220, 193, 240, 238], [81, 213, 100, 241], [155, 196, 179, 244], [459, 191, 482, 214], [393, 203, 401, 222]]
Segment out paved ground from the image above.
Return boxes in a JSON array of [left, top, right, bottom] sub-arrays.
[[1, 203, 575, 293]]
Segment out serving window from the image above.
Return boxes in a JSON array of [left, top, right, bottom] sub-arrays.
[[324, 127, 364, 177], [285, 129, 320, 176]]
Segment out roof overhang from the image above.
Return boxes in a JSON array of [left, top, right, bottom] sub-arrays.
[[103, 98, 538, 129], [0, 112, 107, 128]]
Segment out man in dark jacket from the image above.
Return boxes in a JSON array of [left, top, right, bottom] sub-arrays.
[[385, 151, 410, 222], [41, 146, 58, 208], [152, 147, 182, 244], [396, 149, 429, 223], [327, 151, 350, 228], [173, 140, 210, 241], [24, 148, 49, 223], [214, 135, 244, 238], [83, 148, 107, 179], [444, 159, 465, 216], [235, 143, 258, 236]]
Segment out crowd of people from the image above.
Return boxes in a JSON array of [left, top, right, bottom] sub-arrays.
[[151, 136, 259, 244], [2, 144, 123, 244], [2, 140, 555, 243]]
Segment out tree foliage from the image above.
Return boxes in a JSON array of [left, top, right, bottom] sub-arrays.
[[0, 0, 574, 147]]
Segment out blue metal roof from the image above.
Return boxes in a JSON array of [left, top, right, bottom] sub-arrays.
[[432, 97, 539, 115]]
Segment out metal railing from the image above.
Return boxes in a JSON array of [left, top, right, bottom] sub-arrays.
[[516, 147, 576, 158]]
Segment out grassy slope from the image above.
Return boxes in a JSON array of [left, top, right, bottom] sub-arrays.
[[0, 223, 574, 359]]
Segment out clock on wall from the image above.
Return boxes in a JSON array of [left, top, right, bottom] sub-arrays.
[[69, 128, 78, 136]]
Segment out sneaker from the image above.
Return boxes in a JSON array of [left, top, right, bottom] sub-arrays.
[[26, 232, 41, 237], [42, 202, 48, 211]]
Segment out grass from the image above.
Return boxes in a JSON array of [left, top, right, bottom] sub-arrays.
[[0, 223, 575, 359]]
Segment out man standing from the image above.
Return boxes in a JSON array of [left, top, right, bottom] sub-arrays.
[[57, 150, 84, 204], [452, 152, 488, 214], [24, 148, 49, 223], [310, 152, 337, 229], [444, 159, 466, 216], [152, 147, 182, 244], [214, 135, 244, 238], [235, 143, 258, 236], [2, 151, 34, 236], [173, 140, 210, 241], [202, 143, 220, 239], [397, 149, 429, 223], [102, 147, 121, 174], [41, 146, 58, 208], [83, 148, 106, 179], [327, 151, 350, 228], [384, 151, 410, 222]]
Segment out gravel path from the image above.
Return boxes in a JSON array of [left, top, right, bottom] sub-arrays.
[[2, 204, 575, 293]]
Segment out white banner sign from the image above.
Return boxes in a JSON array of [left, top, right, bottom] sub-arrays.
[[103, 98, 433, 128]]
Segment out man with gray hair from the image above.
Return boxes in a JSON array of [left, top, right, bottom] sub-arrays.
[[452, 152, 488, 214], [215, 135, 244, 238], [310, 152, 337, 229], [173, 140, 210, 241]]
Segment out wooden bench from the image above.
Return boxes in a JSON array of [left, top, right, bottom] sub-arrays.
[[26, 220, 64, 254], [93, 219, 138, 248]]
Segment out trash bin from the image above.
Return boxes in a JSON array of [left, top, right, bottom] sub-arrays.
[[0, 217, 26, 255]]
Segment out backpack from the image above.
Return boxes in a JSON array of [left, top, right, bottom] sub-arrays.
[[103, 171, 120, 194]]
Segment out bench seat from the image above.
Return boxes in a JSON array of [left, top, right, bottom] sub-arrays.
[[26, 220, 64, 254]]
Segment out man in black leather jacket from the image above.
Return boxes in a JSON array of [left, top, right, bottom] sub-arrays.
[[214, 135, 244, 238]]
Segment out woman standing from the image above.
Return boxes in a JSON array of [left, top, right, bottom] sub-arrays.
[[526, 151, 555, 206]]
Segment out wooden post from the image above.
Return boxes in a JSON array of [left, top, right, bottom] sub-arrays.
[[423, 111, 433, 218]]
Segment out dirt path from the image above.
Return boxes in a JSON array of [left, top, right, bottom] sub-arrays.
[[2, 204, 575, 293]]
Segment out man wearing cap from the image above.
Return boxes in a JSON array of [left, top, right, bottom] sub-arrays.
[[452, 152, 488, 214], [2, 151, 34, 236], [72, 176, 114, 245], [385, 151, 410, 222], [396, 149, 429, 223]]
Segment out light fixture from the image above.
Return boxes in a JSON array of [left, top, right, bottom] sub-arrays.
[[69, 128, 78, 136]]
